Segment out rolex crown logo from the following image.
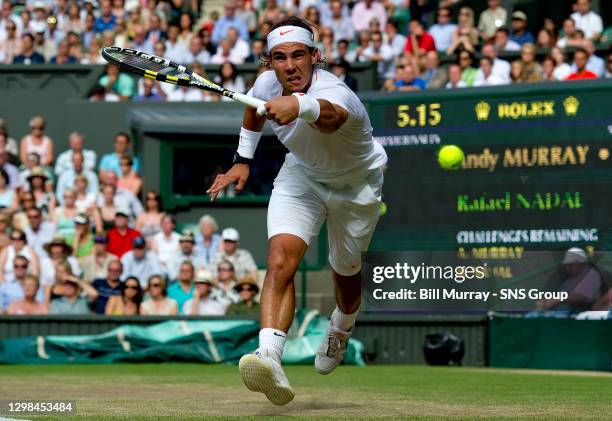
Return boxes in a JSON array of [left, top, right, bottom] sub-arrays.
[[563, 96, 579, 116], [475, 101, 491, 121]]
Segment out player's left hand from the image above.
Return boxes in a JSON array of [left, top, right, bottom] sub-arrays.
[[206, 163, 250, 202], [264, 95, 299, 125]]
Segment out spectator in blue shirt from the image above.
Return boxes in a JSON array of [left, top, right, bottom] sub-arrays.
[[94, 0, 116, 34], [385, 63, 427, 91], [98, 132, 140, 181], [50, 40, 77, 64], [92, 260, 124, 314], [429, 7, 456, 53], [211, 2, 248, 45], [133, 79, 165, 102], [509, 11, 534, 46], [13, 34, 45, 65]]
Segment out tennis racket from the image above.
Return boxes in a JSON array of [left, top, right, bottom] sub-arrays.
[[101, 46, 267, 115]]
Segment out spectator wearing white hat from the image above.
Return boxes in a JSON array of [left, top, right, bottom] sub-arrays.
[[183, 269, 226, 316], [210, 227, 257, 282], [536, 248, 602, 312]]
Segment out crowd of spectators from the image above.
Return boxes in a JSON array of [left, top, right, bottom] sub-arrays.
[[0, 117, 260, 316], [0, 0, 610, 99]]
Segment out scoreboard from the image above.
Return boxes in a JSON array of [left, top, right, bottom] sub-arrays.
[[366, 80, 612, 253]]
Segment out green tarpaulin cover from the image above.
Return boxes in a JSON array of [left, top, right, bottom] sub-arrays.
[[0, 310, 365, 365]]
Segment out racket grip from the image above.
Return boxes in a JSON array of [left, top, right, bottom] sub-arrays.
[[233, 92, 267, 116]]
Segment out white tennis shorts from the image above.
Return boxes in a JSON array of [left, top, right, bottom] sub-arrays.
[[267, 159, 383, 276]]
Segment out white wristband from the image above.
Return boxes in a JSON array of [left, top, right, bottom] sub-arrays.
[[292, 93, 320, 123], [237, 127, 262, 159]]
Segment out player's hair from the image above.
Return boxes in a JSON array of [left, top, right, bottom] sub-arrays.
[[260, 16, 326, 69]]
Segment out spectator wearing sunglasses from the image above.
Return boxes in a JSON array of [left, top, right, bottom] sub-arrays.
[[140, 275, 178, 315], [212, 259, 240, 307], [0, 255, 43, 312], [226, 276, 260, 317], [105, 276, 142, 315], [0, 229, 40, 282]]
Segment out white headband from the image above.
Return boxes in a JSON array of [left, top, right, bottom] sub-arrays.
[[267, 25, 314, 52]]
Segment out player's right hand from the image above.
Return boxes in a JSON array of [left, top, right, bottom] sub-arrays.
[[264, 95, 299, 125], [206, 163, 250, 202]]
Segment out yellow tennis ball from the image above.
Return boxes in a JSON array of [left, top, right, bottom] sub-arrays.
[[438, 145, 464, 170], [379, 201, 387, 216]]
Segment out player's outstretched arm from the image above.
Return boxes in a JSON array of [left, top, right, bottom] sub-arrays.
[[206, 107, 266, 202], [265, 95, 348, 134]]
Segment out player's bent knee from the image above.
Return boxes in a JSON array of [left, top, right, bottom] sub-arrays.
[[266, 236, 306, 280], [329, 257, 362, 277]]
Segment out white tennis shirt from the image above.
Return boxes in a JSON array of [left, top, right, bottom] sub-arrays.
[[249, 69, 387, 184]]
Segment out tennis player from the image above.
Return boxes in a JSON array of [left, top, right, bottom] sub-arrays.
[[207, 16, 387, 405]]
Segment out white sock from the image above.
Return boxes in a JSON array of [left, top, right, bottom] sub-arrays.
[[330, 305, 360, 331], [258, 328, 286, 363]]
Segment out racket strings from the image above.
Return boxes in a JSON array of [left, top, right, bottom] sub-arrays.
[[115, 53, 187, 77]]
